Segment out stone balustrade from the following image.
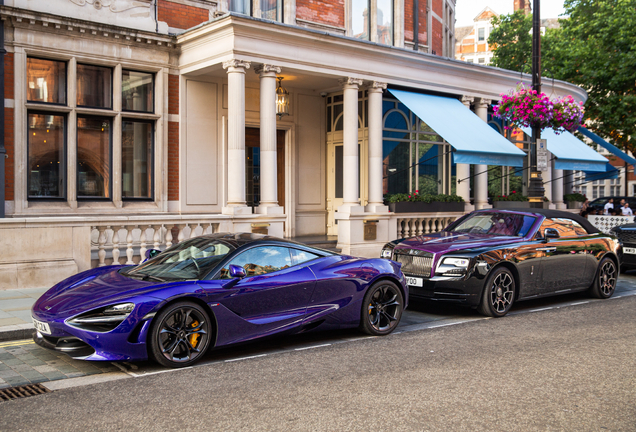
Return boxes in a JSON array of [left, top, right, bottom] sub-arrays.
[[392, 213, 463, 239], [91, 221, 221, 267]]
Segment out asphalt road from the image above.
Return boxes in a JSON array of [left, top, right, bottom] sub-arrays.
[[1, 293, 635, 431]]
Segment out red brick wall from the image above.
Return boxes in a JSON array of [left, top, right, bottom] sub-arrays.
[[158, 0, 209, 30], [167, 121, 179, 201], [403, 0, 427, 45], [167, 74, 179, 201], [296, 0, 345, 28], [432, 0, 443, 16], [431, 18, 443, 55], [4, 53, 13, 201], [168, 74, 179, 115]]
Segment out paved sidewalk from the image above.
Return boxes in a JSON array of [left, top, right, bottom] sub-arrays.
[[0, 287, 48, 342], [0, 339, 120, 389]]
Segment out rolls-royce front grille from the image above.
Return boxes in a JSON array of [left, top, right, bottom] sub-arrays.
[[614, 230, 636, 245], [394, 251, 434, 278]]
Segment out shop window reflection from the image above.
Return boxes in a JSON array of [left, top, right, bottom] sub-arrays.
[[77, 116, 111, 199], [27, 58, 66, 104], [122, 121, 153, 199], [122, 70, 154, 113], [77, 64, 112, 109], [28, 113, 65, 198]]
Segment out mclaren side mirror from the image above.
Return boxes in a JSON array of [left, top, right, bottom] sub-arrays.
[[544, 228, 560, 241], [229, 264, 246, 278], [144, 248, 161, 260]]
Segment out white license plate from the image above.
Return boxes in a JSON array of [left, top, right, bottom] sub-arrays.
[[32, 318, 51, 335], [406, 276, 423, 287], [625, 247, 636, 254]]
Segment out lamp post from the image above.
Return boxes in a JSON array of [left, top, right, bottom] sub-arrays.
[[527, 0, 545, 206]]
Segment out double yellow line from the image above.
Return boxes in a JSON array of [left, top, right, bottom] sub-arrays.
[[0, 340, 34, 349]]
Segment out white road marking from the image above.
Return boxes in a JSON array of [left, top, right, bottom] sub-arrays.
[[570, 301, 590, 306], [428, 321, 468, 329], [295, 343, 332, 351], [224, 354, 268, 362], [530, 307, 555, 312], [128, 367, 193, 377]]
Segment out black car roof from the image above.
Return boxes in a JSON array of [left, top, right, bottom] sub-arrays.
[[476, 208, 600, 234]]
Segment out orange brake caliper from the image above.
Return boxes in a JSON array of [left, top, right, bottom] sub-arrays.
[[189, 320, 200, 347]]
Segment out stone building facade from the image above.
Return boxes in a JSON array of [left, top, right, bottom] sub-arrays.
[[0, 0, 586, 289]]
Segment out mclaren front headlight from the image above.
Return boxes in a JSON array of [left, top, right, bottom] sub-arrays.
[[66, 302, 135, 332], [435, 257, 471, 277]]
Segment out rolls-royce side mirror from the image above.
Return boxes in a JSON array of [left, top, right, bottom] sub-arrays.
[[544, 228, 560, 241]]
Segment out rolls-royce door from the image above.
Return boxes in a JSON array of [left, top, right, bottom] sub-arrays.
[[536, 218, 589, 294]]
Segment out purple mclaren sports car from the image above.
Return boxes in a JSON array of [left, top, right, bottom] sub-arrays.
[[381, 208, 621, 317], [32, 233, 407, 368]]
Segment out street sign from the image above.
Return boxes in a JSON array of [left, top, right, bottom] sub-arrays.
[[536, 139, 548, 171]]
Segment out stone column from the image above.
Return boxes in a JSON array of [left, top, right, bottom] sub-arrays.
[[366, 81, 388, 213], [254, 64, 284, 215], [222, 59, 252, 215], [458, 96, 475, 212], [339, 77, 364, 213], [474, 98, 492, 210], [552, 159, 565, 209]]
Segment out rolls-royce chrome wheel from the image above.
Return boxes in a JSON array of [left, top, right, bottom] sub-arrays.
[[479, 268, 515, 318]]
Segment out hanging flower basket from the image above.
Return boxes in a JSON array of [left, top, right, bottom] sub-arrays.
[[494, 84, 585, 134], [551, 95, 585, 134]]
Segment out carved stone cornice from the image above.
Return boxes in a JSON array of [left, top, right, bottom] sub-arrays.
[[254, 64, 282, 75], [338, 77, 364, 88], [367, 81, 387, 92], [222, 59, 251, 71]]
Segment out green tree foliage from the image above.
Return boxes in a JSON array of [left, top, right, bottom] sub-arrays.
[[488, 0, 636, 153], [489, 10, 533, 72]]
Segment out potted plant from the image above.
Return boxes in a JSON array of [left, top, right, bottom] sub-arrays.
[[492, 191, 530, 209], [551, 96, 585, 134], [564, 193, 586, 210], [386, 191, 464, 213]]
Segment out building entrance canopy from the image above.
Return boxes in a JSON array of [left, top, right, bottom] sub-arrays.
[[520, 127, 608, 172], [388, 89, 526, 167]]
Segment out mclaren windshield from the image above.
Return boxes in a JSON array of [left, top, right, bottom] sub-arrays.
[[448, 212, 537, 237], [121, 237, 235, 281]]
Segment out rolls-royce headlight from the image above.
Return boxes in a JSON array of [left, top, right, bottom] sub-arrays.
[[442, 257, 469, 267], [436, 257, 470, 277]]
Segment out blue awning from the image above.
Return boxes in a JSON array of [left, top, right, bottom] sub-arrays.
[[520, 127, 608, 171], [584, 163, 620, 181], [577, 126, 636, 167], [389, 89, 526, 167]]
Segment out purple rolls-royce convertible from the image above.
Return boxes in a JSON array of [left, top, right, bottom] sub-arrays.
[[381, 209, 621, 317], [32, 233, 407, 368]]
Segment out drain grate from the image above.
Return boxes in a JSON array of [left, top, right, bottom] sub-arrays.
[[0, 384, 50, 402]]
